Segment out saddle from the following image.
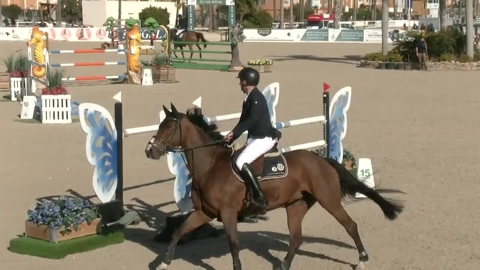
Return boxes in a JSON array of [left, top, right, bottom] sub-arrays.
[[230, 144, 288, 182]]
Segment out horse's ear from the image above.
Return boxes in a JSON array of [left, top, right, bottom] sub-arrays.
[[170, 103, 179, 116], [163, 105, 171, 115]]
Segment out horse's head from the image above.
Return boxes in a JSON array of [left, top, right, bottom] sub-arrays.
[[145, 103, 186, 160], [30, 26, 46, 45]]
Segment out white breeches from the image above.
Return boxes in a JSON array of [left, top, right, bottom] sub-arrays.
[[235, 137, 277, 170], [177, 29, 186, 37]]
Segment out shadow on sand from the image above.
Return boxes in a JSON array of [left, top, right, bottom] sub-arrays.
[[36, 176, 357, 270], [268, 54, 364, 66]]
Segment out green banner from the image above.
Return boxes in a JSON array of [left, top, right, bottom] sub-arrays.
[[187, 5, 195, 31], [335, 30, 364, 42], [300, 29, 329, 41], [228, 6, 235, 28]]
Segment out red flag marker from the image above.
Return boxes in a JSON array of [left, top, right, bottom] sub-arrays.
[[323, 82, 330, 92]]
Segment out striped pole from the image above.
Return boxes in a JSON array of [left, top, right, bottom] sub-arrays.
[[50, 62, 127, 67], [62, 75, 126, 81], [49, 49, 125, 54]]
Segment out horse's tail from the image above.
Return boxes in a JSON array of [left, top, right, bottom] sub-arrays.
[[325, 158, 404, 221], [196, 33, 207, 48]]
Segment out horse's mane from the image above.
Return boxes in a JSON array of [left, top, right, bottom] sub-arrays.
[[185, 108, 224, 141]]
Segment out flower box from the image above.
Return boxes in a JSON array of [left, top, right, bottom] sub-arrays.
[[41, 94, 72, 124], [152, 66, 176, 83], [25, 218, 101, 243], [264, 65, 273, 72]]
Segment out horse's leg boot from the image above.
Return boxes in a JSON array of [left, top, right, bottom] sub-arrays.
[[240, 164, 269, 209]]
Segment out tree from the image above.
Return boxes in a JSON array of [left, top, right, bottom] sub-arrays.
[[334, 0, 341, 28], [143, 17, 160, 46], [62, 0, 83, 24], [139, 6, 170, 27], [103, 16, 117, 46], [229, 23, 245, 71], [289, 2, 293, 29], [2, 4, 22, 20], [242, 10, 273, 28], [125, 17, 140, 30], [236, 0, 258, 22], [280, 0, 284, 28]]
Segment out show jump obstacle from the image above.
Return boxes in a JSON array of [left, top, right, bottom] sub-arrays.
[[26, 25, 167, 89], [78, 83, 374, 223]]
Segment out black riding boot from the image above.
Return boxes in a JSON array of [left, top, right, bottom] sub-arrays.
[[240, 164, 269, 209]]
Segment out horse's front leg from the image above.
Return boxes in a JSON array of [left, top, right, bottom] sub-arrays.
[[220, 209, 242, 270], [188, 44, 194, 63], [173, 45, 180, 59], [159, 210, 212, 270]]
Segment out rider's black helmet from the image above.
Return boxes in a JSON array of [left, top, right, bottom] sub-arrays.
[[237, 67, 260, 86]]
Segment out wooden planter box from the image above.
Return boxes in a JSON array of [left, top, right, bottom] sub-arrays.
[[139, 46, 156, 55], [0, 72, 9, 91], [25, 218, 101, 243], [264, 65, 273, 73], [152, 66, 176, 83]]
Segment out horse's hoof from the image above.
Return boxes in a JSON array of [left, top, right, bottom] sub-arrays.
[[355, 262, 366, 270], [159, 262, 169, 270]]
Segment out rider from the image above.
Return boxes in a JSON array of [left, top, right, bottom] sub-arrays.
[[176, 14, 188, 39], [224, 67, 278, 209]]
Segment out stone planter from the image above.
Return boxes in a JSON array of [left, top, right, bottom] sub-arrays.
[[249, 65, 264, 73], [378, 62, 386, 70], [152, 66, 176, 83], [385, 62, 396, 70], [25, 218, 101, 243], [395, 62, 406, 70]]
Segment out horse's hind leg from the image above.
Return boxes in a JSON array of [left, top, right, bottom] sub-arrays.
[[159, 210, 212, 270], [276, 198, 312, 270], [314, 191, 368, 269], [196, 44, 202, 59], [220, 209, 242, 270]]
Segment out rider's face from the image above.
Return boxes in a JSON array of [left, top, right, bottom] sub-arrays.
[[239, 79, 246, 93]]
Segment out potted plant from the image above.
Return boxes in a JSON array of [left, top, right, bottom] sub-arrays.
[[143, 53, 176, 83], [25, 196, 101, 243], [9, 55, 29, 101], [377, 54, 387, 70], [102, 16, 119, 49], [143, 17, 160, 49], [388, 53, 405, 70], [40, 70, 72, 124], [247, 59, 273, 73], [1, 54, 14, 90]]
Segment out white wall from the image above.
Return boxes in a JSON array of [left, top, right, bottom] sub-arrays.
[[82, 0, 181, 28]]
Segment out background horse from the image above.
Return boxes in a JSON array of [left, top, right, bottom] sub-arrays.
[[169, 29, 207, 62], [145, 104, 404, 270]]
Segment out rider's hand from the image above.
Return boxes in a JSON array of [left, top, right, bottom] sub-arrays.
[[224, 132, 234, 143]]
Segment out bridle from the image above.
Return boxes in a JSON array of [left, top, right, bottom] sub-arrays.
[[147, 116, 224, 181]]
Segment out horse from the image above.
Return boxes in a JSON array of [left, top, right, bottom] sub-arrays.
[[169, 29, 207, 62], [145, 103, 405, 270]]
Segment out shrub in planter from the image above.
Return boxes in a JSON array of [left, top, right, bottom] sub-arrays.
[[142, 54, 176, 83], [41, 70, 68, 95], [458, 54, 472, 63], [26, 196, 100, 242], [364, 52, 383, 61], [440, 53, 455, 62], [10, 54, 28, 78], [247, 59, 273, 72]]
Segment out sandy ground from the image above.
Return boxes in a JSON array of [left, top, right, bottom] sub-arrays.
[[1, 40, 479, 270]]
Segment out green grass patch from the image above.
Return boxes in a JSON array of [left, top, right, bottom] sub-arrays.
[[8, 225, 124, 259]]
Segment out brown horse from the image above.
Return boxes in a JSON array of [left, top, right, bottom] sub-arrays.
[[169, 29, 207, 62], [145, 103, 404, 270]]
